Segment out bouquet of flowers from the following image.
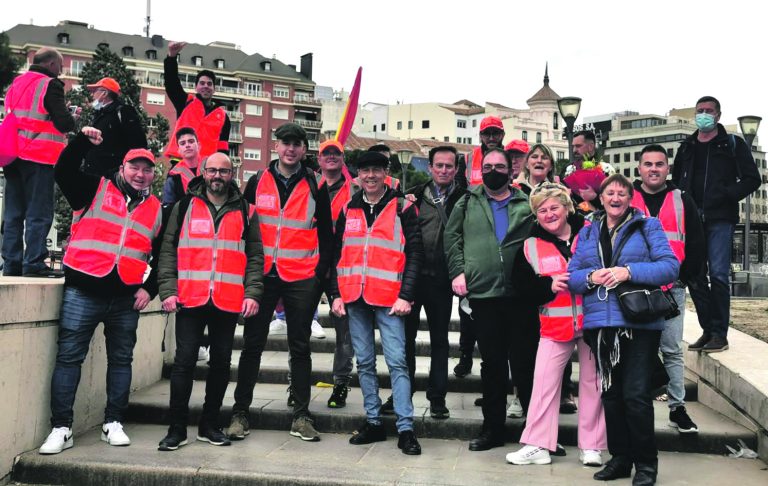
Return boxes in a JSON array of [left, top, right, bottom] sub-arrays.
[[563, 155, 606, 195]]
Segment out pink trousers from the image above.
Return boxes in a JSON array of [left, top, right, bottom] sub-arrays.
[[519, 336, 607, 451]]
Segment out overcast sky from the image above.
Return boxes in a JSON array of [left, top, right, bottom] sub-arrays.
[[4, 0, 767, 139]]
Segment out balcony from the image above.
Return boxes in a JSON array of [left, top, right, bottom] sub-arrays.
[[293, 94, 321, 106], [179, 80, 271, 99], [61, 67, 83, 78], [293, 119, 322, 130], [229, 133, 243, 143], [226, 110, 244, 122], [231, 156, 242, 167], [307, 140, 319, 150]]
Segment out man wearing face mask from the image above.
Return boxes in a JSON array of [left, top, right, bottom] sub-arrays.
[[672, 96, 761, 353], [445, 148, 535, 451], [81, 77, 147, 177]]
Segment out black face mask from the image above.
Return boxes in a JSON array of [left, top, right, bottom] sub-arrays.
[[482, 170, 509, 191]]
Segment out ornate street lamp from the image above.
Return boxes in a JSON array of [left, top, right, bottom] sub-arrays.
[[398, 149, 413, 190], [558, 97, 582, 164], [738, 115, 762, 270]]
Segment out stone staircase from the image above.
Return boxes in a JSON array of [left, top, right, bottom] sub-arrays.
[[11, 303, 762, 485]]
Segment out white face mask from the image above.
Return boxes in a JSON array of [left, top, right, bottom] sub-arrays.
[[91, 100, 103, 110]]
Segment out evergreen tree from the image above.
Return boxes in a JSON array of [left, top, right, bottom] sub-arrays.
[[0, 31, 22, 94]]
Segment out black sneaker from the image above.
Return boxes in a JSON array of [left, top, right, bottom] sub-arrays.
[[381, 395, 395, 415], [453, 356, 473, 378], [559, 394, 577, 414], [687, 333, 711, 351], [474, 397, 484, 407], [397, 430, 422, 455], [158, 424, 188, 451], [552, 443, 567, 456], [197, 423, 231, 446], [287, 386, 297, 407], [327, 383, 349, 409], [430, 400, 450, 419], [702, 335, 729, 353], [669, 406, 698, 433], [23, 267, 64, 278], [349, 421, 386, 445]]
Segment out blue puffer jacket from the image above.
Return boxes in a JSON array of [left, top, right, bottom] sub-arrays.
[[568, 208, 680, 331]]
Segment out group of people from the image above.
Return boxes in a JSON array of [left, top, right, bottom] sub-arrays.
[[3, 45, 761, 486]]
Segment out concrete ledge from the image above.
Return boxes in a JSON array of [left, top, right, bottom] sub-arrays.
[[683, 301, 768, 461], [0, 278, 173, 481]]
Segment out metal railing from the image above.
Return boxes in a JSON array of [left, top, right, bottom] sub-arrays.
[[307, 140, 319, 150], [226, 110, 244, 121], [231, 156, 242, 166], [293, 94, 321, 105], [229, 133, 243, 143], [293, 119, 322, 129]]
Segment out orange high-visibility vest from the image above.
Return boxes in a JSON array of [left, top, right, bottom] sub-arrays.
[[465, 146, 484, 187], [631, 189, 685, 264], [177, 197, 247, 313], [165, 95, 228, 159], [64, 178, 162, 284], [337, 198, 407, 307], [168, 160, 197, 194], [523, 237, 583, 342], [5, 71, 67, 165], [319, 175, 352, 227], [254, 170, 319, 282]]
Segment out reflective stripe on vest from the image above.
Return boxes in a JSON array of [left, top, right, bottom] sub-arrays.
[[630, 189, 685, 264], [337, 198, 406, 307], [165, 95, 227, 159], [5, 71, 66, 165], [63, 178, 161, 284], [465, 147, 484, 187], [177, 198, 247, 313], [254, 171, 319, 282], [320, 175, 353, 227], [168, 161, 197, 193], [523, 237, 583, 342]]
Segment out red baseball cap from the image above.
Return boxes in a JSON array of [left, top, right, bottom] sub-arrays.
[[319, 140, 344, 154], [479, 116, 504, 133], [123, 148, 156, 166], [87, 77, 121, 95], [505, 139, 530, 154]]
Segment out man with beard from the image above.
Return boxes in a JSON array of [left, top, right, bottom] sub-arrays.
[[157, 153, 264, 451], [562, 131, 615, 213]]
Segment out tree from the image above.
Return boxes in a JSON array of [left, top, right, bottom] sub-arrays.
[[0, 31, 22, 94], [54, 45, 169, 240]]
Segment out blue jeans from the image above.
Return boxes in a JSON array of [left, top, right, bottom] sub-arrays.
[[1, 159, 55, 275], [331, 311, 353, 385], [688, 221, 734, 338], [50, 286, 139, 427], [347, 301, 414, 432], [661, 286, 686, 409]]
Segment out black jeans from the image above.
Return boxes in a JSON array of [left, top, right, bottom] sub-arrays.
[[457, 305, 475, 359], [169, 304, 237, 427], [405, 278, 452, 403], [598, 328, 661, 464], [233, 275, 321, 419]]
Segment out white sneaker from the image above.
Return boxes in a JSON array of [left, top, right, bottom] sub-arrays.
[[579, 449, 602, 467], [39, 426, 73, 454], [507, 395, 524, 418], [506, 445, 551, 465], [269, 318, 287, 335], [197, 346, 209, 361], [311, 319, 326, 339], [101, 421, 131, 446]]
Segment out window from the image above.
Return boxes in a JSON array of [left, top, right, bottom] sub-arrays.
[[273, 108, 289, 120], [472, 119, 477, 128], [624, 168, 631, 177], [146, 93, 165, 105], [244, 149, 261, 160], [381, 123, 386, 131], [244, 126, 262, 138], [557, 151, 565, 160], [270, 151, 278, 160], [274, 85, 289, 98], [245, 104, 263, 116], [422, 120, 430, 129], [408, 121, 413, 129], [122, 46, 134, 57], [397, 121, 402, 130], [522, 130, 528, 141], [613, 154, 620, 164], [634, 168, 640, 177], [146, 50, 157, 60], [536, 132, 542, 143], [444, 136, 450, 142], [70, 60, 86, 76], [457, 120, 467, 128], [57, 33, 69, 45], [466, 137, 472, 144], [263, 61, 272, 72], [373, 125, 377, 132], [146, 118, 157, 128], [271, 130, 277, 140], [215, 59, 225, 69], [667, 148, 674, 157], [634, 151, 641, 161], [245, 82, 262, 96], [456, 137, 461, 143], [192, 56, 202, 67], [243, 170, 259, 181], [553, 112, 559, 130], [624, 153, 630, 162]]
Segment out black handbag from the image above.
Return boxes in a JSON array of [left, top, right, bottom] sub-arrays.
[[609, 220, 679, 323]]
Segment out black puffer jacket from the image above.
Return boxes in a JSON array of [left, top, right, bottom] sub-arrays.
[[672, 124, 761, 224], [329, 187, 424, 302]]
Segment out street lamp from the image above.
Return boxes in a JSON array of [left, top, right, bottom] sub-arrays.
[[738, 115, 762, 270], [398, 149, 413, 190], [558, 97, 582, 164]]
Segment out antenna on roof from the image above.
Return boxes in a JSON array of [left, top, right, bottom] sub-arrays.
[[143, 0, 151, 37]]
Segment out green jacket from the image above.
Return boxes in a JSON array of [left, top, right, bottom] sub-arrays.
[[158, 177, 264, 303], [444, 185, 533, 299]]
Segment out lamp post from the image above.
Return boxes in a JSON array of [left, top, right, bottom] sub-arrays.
[[738, 115, 762, 270], [398, 149, 413, 190], [557, 97, 582, 164]]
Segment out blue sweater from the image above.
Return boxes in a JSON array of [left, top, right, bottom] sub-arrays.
[[567, 209, 680, 331]]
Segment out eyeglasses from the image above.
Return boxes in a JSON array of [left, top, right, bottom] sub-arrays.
[[203, 168, 232, 176], [481, 164, 509, 172], [321, 149, 342, 157]]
